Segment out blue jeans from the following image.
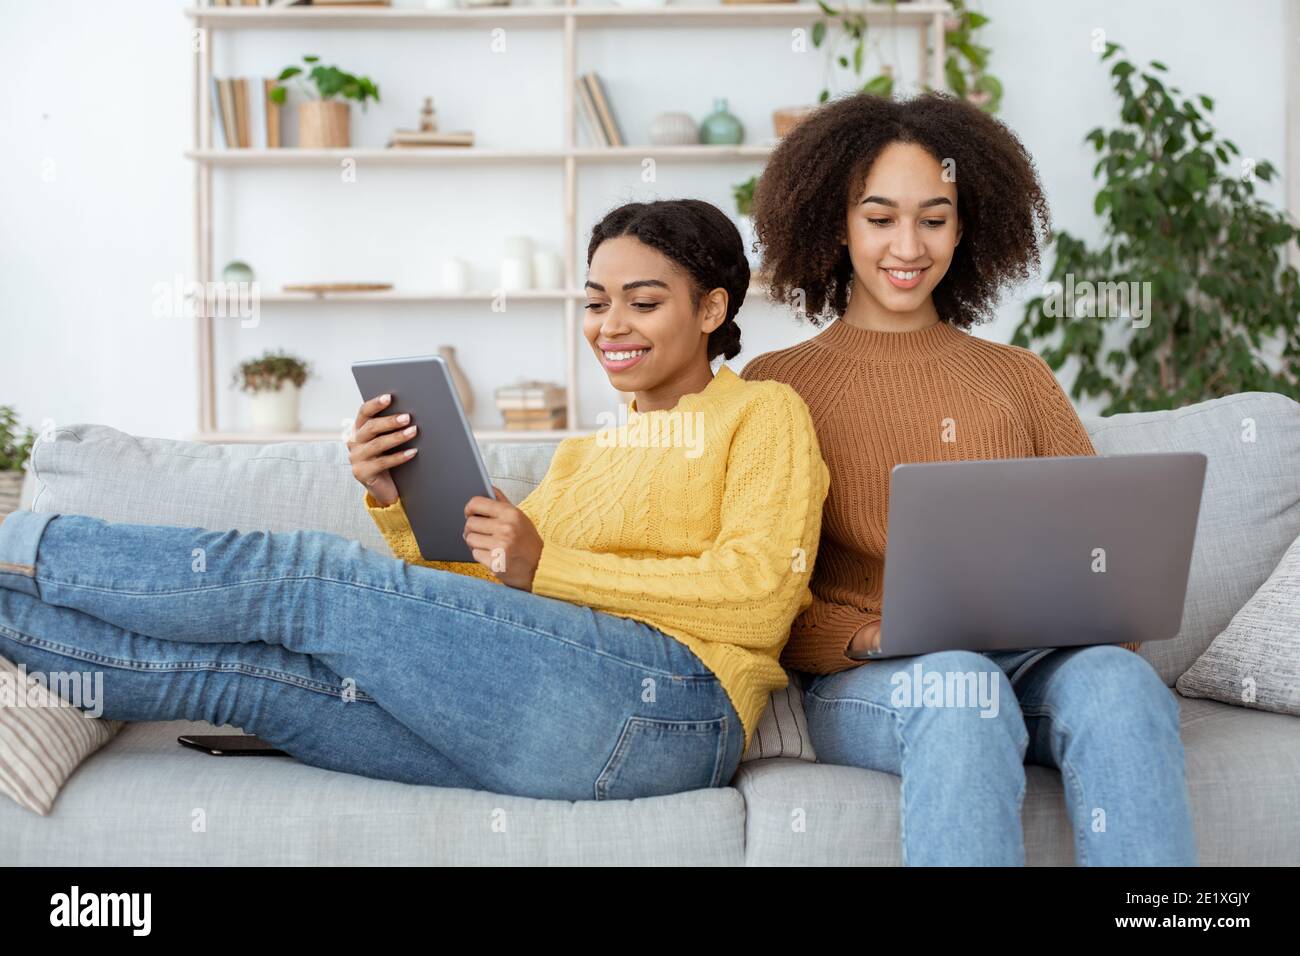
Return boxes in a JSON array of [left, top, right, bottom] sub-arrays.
[[0, 511, 743, 801], [800, 646, 1197, 865]]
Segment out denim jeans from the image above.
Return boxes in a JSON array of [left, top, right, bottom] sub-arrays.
[[800, 646, 1197, 866], [0, 511, 743, 801]]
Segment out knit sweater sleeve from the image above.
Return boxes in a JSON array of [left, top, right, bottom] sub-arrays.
[[1018, 350, 1098, 458], [363, 491, 500, 583], [1017, 351, 1142, 654], [529, 385, 829, 652], [782, 594, 881, 673]]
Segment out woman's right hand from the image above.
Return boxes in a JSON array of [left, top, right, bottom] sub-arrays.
[[349, 393, 418, 507], [848, 620, 882, 657]]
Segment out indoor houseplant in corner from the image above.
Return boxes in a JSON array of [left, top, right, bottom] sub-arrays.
[[0, 406, 37, 517], [232, 350, 312, 434], [1013, 42, 1300, 412], [270, 55, 380, 148]]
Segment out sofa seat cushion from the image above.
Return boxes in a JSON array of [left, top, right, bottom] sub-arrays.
[[735, 694, 1300, 866], [0, 719, 745, 865]]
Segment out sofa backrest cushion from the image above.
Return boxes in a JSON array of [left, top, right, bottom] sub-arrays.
[[1080, 392, 1300, 684]]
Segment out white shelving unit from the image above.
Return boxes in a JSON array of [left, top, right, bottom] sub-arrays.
[[185, 1, 951, 442]]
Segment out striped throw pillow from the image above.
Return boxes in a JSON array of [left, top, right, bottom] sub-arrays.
[[741, 673, 818, 763], [0, 654, 123, 815]]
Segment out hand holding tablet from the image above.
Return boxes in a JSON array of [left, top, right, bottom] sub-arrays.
[[349, 354, 544, 589]]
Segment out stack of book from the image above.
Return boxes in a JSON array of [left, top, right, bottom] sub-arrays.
[[212, 77, 282, 148], [386, 130, 476, 149], [494, 381, 567, 431], [576, 72, 623, 147]]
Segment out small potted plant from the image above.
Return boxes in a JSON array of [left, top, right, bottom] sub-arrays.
[[231, 350, 312, 434], [270, 55, 380, 148], [732, 175, 762, 276], [0, 405, 37, 516]]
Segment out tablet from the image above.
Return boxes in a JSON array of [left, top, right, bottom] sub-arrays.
[[352, 354, 494, 562]]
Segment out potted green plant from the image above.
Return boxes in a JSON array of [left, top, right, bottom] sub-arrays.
[[0, 406, 37, 516], [270, 55, 380, 148], [732, 175, 762, 274], [1013, 43, 1300, 411], [231, 350, 312, 434]]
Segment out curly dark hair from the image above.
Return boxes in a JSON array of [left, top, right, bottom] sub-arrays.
[[753, 91, 1051, 329], [586, 199, 749, 360]]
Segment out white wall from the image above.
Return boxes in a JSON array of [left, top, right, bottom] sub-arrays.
[[0, 0, 1292, 439]]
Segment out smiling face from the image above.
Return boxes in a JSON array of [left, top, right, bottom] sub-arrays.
[[843, 140, 962, 327], [583, 234, 726, 405]]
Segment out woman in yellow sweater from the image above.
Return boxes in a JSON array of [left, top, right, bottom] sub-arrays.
[[0, 199, 828, 802], [740, 93, 1195, 865]]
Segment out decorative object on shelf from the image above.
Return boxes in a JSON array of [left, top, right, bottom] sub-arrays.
[[459, 0, 511, 7], [1013, 43, 1300, 412], [0, 405, 37, 518], [532, 249, 564, 290], [500, 236, 534, 291], [699, 98, 743, 145], [648, 112, 699, 146], [439, 258, 471, 293], [231, 350, 311, 434], [269, 55, 380, 149], [612, 0, 668, 7], [387, 129, 474, 148], [772, 105, 814, 138], [387, 94, 476, 148], [423, 0, 456, 8], [222, 260, 255, 283], [495, 380, 566, 431], [213, 77, 282, 149], [438, 346, 475, 415], [282, 282, 394, 295], [576, 72, 623, 147]]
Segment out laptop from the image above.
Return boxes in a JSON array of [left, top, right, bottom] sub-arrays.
[[867, 453, 1206, 659]]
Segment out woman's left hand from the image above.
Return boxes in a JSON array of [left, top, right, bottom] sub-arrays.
[[463, 488, 543, 591]]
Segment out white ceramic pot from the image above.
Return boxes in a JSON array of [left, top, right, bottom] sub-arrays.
[[649, 111, 699, 146], [250, 383, 301, 433]]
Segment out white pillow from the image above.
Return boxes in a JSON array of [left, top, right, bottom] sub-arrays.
[[0, 654, 123, 815], [1176, 531, 1300, 716], [741, 675, 817, 763]]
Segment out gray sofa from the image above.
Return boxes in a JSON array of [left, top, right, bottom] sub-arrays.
[[2, 390, 1298, 865]]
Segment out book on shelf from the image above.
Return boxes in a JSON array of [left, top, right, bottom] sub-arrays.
[[495, 381, 566, 411], [583, 73, 624, 147], [212, 77, 283, 148], [575, 75, 607, 147], [500, 408, 568, 431], [386, 129, 476, 148]]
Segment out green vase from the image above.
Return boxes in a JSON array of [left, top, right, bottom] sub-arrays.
[[700, 98, 743, 145]]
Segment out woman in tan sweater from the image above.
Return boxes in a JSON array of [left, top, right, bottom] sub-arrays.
[[741, 92, 1195, 865]]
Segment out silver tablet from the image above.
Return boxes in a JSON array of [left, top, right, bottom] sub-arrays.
[[352, 354, 494, 563], [870, 452, 1206, 659]]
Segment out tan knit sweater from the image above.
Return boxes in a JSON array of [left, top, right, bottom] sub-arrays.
[[742, 317, 1141, 674]]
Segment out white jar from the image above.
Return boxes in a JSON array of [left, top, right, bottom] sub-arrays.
[[532, 250, 563, 289], [439, 257, 470, 293]]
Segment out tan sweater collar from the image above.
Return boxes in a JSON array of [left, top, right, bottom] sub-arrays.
[[813, 317, 968, 362]]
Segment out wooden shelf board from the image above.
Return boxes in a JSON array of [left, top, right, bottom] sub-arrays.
[[186, 4, 950, 31], [185, 145, 772, 165]]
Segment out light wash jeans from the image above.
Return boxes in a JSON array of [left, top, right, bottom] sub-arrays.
[[0, 511, 743, 801], [800, 645, 1196, 865]]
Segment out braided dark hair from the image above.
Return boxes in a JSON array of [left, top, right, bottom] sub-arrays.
[[586, 199, 749, 360]]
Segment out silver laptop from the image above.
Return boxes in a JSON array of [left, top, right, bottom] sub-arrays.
[[868, 453, 1206, 659]]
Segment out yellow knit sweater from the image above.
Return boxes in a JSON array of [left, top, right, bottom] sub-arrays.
[[363, 364, 831, 749]]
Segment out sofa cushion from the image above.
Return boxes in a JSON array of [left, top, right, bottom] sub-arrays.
[[1081, 392, 1300, 685], [0, 718, 745, 865], [0, 655, 123, 815], [1176, 530, 1300, 716], [735, 693, 1300, 866]]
